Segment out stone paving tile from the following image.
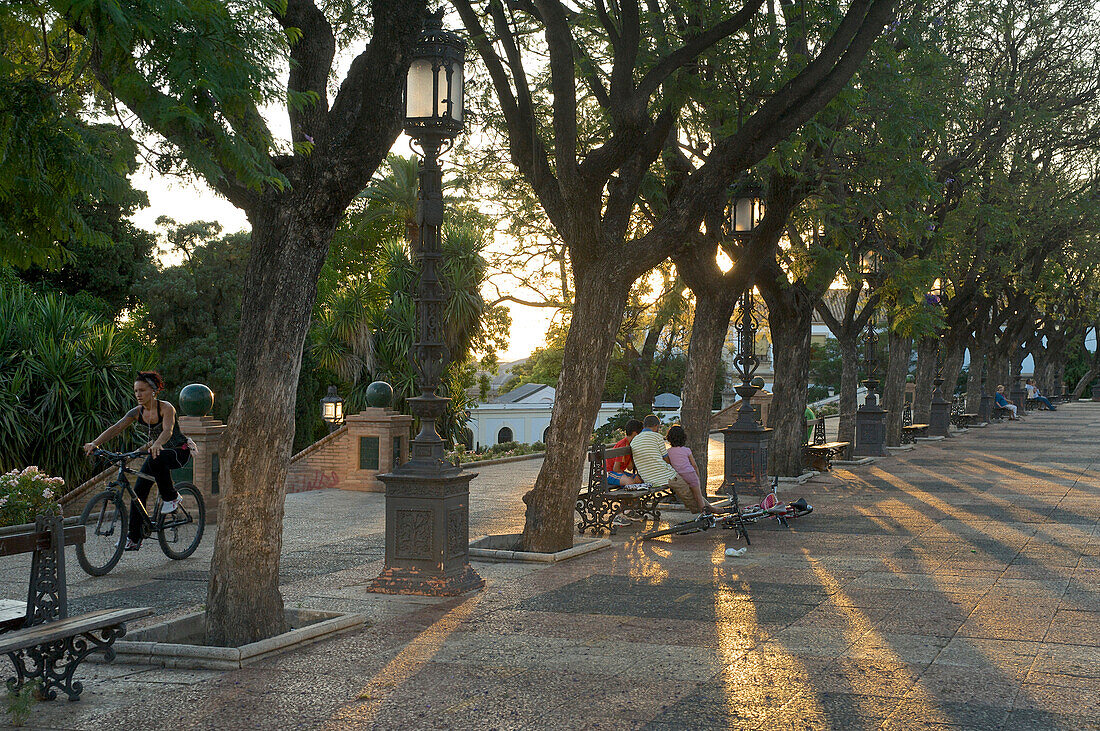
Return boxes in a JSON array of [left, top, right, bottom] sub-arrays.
[[930, 637, 1043, 679], [843, 632, 950, 666]]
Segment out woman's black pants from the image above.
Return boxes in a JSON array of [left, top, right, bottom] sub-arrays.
[[129, 446, 189, 542]]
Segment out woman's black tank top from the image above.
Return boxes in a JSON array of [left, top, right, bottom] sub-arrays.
[[136, 401, 187, 449]]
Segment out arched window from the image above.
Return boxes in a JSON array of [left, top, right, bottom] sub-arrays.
[[542, 427, 550, 443], [497, 426, 514, 444]]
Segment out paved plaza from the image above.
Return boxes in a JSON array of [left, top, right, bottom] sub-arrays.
[[4, 404, 1100, 730]]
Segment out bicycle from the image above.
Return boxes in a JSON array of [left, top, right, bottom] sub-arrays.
[[641, 478, 812, 541], [75, 449, 206, 576]]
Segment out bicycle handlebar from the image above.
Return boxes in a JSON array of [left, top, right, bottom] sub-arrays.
[[93, 448, 149, 463]]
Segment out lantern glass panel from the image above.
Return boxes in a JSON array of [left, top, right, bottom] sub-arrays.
[[323, 402, 336, 422], [448, 62, 464, 123], [733, 197, 762, 232], [406, 59, 436, 119]]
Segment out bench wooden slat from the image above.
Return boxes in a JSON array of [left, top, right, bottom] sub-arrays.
[[0, 525, 85, 557], [0, 607, 152, 654], [597, 445, 632, 460], [806, 441, 849, 450]]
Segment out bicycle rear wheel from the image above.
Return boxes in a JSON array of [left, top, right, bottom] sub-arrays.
[[157, 483, 205, 560], [76, 490, 127, 576]]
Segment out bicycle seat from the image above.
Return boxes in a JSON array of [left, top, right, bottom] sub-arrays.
[[790, 498, 812, 516]]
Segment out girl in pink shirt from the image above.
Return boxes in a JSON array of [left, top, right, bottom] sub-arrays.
[[665, 424, 700, 490]]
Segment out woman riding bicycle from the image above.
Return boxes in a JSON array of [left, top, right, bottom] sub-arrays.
[[82, 371, 192, 551]]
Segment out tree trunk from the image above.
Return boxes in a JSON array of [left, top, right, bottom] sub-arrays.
[[837, 335, 859, 445], [990, 352, 1010, 391], [965, 345, 984, 413], [680, 291, 736, 490], [913, 337, 938, 424], [766, 305, 812, 477], [521, 268, 631, 552], [883, 331, 911, 447], [205, 206, 335, 646], [941, 342, 966, 400]]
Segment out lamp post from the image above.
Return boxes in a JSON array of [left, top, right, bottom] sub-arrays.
[[371, 12, 483, 596], [978, 301, 993, 423], [928, 279, 952, 437], [720, 182, 771, 502], [854, 237, 888, 457], [320, 386, 345, 433]]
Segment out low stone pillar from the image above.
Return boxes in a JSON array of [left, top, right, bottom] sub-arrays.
[[854, 391, 888, 457], [928, 376, 951, 437], [904, 382, 916, 405], [978, 392, 993, 422], [1010, 381, 1027, 414], [177, 383, 225, 524], [342, 409, 414, 492]]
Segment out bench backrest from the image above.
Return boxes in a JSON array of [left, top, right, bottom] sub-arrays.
[[586, 444, 631, 493], [0, 514, 83, 628]]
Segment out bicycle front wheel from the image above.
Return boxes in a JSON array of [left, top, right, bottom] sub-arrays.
[[157, 483, 205, 560], [76, 490, 127, 576]]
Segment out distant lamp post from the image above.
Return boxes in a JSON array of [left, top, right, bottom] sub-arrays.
[[371, 11, 483, 597], [928, 278, 951, 437], [320, 386, 345, 433], [854, 226, 888, 457], [719, 184, 771, 517]]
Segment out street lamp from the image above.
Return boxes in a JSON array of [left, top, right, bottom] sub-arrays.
[[320, 386, 345, 432], [854, 222, 888, 457], [718, 184, 771, 519], [928, 278, 952, 436], [371, 11, 483, 597]]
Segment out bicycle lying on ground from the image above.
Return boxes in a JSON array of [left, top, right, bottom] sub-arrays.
[[75, 449, 205, 576], [642, 478, 812, 542]]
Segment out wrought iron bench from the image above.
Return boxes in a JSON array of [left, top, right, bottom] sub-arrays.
[[0, 512, 151, 701], [990, 404, 1012, 421], [576, 444, 671, 535], [900, 404, 929, 443], [802, 419, 849, 472], [948, 399, 979, 428]]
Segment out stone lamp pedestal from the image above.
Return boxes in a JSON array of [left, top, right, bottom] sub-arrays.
[[720, 383, 772, 497], [854, 381, 888, 457]]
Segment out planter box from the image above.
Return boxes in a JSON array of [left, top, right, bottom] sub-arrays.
[[469, 534, 610, 563], [98, 608, 365, 670]]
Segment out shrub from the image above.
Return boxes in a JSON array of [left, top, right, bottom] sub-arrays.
[[0, 467, 64, 527]]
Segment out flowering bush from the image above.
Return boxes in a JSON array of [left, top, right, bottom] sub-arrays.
[[0, 467, 64, 527]]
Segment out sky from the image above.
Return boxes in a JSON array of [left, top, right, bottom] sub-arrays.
[[129, 150, 553, 363]]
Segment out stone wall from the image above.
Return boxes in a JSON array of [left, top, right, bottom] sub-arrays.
[[285, 426, 352, 494]]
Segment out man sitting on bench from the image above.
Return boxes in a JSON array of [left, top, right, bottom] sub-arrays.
[[631, 414, 726, 516], [994, 385, 1021, 420], [1025, 379, 1056, 411]]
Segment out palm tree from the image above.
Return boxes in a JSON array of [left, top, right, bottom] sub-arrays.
[[0, 282, 153, 488]]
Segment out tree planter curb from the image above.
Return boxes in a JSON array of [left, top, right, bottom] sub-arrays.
[[915, 436, 946, 442], [91, 609, 365, 670], [469, 534, 610, 563], [885, 445, 915, 452], [834, 457, 877, 466]]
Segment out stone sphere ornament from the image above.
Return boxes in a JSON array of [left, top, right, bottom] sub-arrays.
[[364, 381, 394, 408], [179, 383, 214, 417]]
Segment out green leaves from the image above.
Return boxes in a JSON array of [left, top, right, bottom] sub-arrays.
[[0, 279, 152, 489]]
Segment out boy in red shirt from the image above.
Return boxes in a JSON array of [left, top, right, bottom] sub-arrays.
[[606, 419, 643, 486]]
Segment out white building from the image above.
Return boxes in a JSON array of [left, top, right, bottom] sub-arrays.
[[465, 385, 683, 448]]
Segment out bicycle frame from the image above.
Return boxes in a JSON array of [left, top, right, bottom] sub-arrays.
[[98, 459, 190, 536]]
